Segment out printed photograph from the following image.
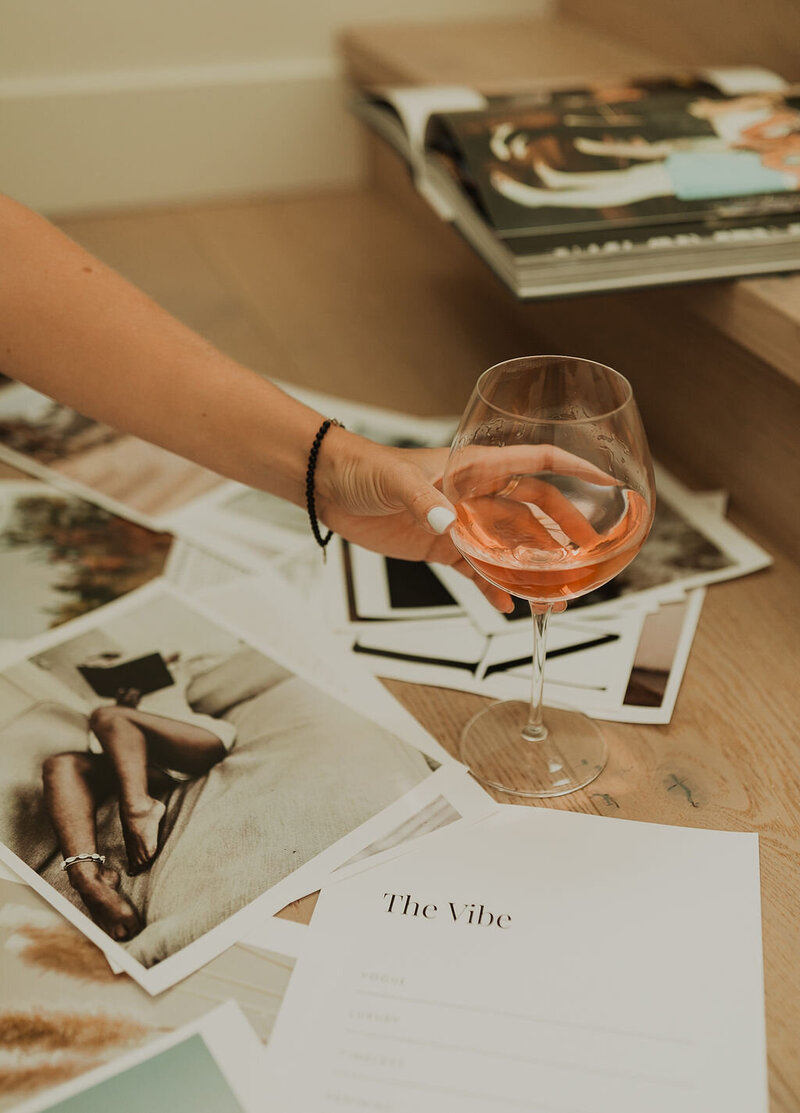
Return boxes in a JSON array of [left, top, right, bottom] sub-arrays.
[[623, 596, 690, 707], [320, 538, 644, 714], [0, 383, 221, 518], [16, 1004, 267, 1113], [0, 480, 173, 639], [165, 482, 310, 570], [0, 585, 437, 988], [36, 1035, 246, 1113], [0, 877, 292, 1110], [332, 539, 460, 625], [222, 486, 309, 538]]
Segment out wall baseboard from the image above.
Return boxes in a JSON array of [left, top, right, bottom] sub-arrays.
[[1, 58, 364, 215]]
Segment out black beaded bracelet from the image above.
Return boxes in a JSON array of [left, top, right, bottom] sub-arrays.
[[305, 418, 343, 559]]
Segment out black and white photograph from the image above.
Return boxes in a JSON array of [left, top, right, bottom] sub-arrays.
[[350, 606, 645, 713], [0, 582, 441, 992], [329, 538, 461, 625], [318, 534, 647, 715]]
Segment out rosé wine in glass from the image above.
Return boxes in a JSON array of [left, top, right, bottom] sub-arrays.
[[443, 356, 655, 797], [452, 480, 651, 604]]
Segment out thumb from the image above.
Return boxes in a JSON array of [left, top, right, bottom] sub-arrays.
[[391, 460, 457, 535]]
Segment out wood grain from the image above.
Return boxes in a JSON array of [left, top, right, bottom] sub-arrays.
[[185, 191, 547, 413], [679, 276, 800, 386], [340, 16, 669, 93], [561, 0, 800, 82]]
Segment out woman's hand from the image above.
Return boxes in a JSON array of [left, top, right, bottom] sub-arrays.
[[316, 432, 618, 616], [314, 436, 516, 613]]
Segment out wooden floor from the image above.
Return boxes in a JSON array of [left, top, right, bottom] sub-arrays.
[[56, 188, 548, 419]]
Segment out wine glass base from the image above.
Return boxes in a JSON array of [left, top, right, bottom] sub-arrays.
[[459, 701, 608, 798]]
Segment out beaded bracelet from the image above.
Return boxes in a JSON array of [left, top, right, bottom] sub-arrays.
[[305, 418, 344, 559]]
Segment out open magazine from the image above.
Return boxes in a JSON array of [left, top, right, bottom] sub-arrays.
[[353, 68, 800, 298]]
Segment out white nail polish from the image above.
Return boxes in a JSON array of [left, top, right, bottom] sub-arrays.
[[427, 506, 457, 534]]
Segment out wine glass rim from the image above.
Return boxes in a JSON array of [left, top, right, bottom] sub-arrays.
[[476, 355, 634, 423]]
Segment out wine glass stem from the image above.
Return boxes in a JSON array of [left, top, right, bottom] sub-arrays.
[[522, 604, 552, 742]]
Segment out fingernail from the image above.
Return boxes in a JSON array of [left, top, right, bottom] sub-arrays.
[[427, 506, 456, 534]]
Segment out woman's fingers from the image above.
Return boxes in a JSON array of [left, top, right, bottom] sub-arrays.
[[444, 444, 619, 549], [458, 494, 565, 554], [502, 476, 601, 547], [450, 476, 600, 550], [449, 443, 618, 494]]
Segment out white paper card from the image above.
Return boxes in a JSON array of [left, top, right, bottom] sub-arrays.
[[265, 808, 767, 1112]]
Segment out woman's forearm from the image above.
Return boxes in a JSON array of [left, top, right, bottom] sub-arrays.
[[0, 195, 517, 611], [0, 193, 339, 507]]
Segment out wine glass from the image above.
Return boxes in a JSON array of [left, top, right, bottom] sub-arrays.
[[443, 355, 655, 797]]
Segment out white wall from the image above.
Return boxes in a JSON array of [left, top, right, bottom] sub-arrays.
[[1, 0, 551, 215]]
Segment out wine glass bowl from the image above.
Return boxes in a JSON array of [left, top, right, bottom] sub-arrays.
[[443, 356, 655, 797]]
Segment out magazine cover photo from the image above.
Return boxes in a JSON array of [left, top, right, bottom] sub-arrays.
[[428, 77, 800, 238]]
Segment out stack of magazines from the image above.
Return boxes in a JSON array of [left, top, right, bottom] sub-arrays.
[[353, 68, 800, 298]]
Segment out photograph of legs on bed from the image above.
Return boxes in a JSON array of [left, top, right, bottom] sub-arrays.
[[0, 582, 438, 992]]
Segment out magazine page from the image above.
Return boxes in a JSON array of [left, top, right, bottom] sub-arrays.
[[424, 77, 800, 239], [365, 85, 487, 161]]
